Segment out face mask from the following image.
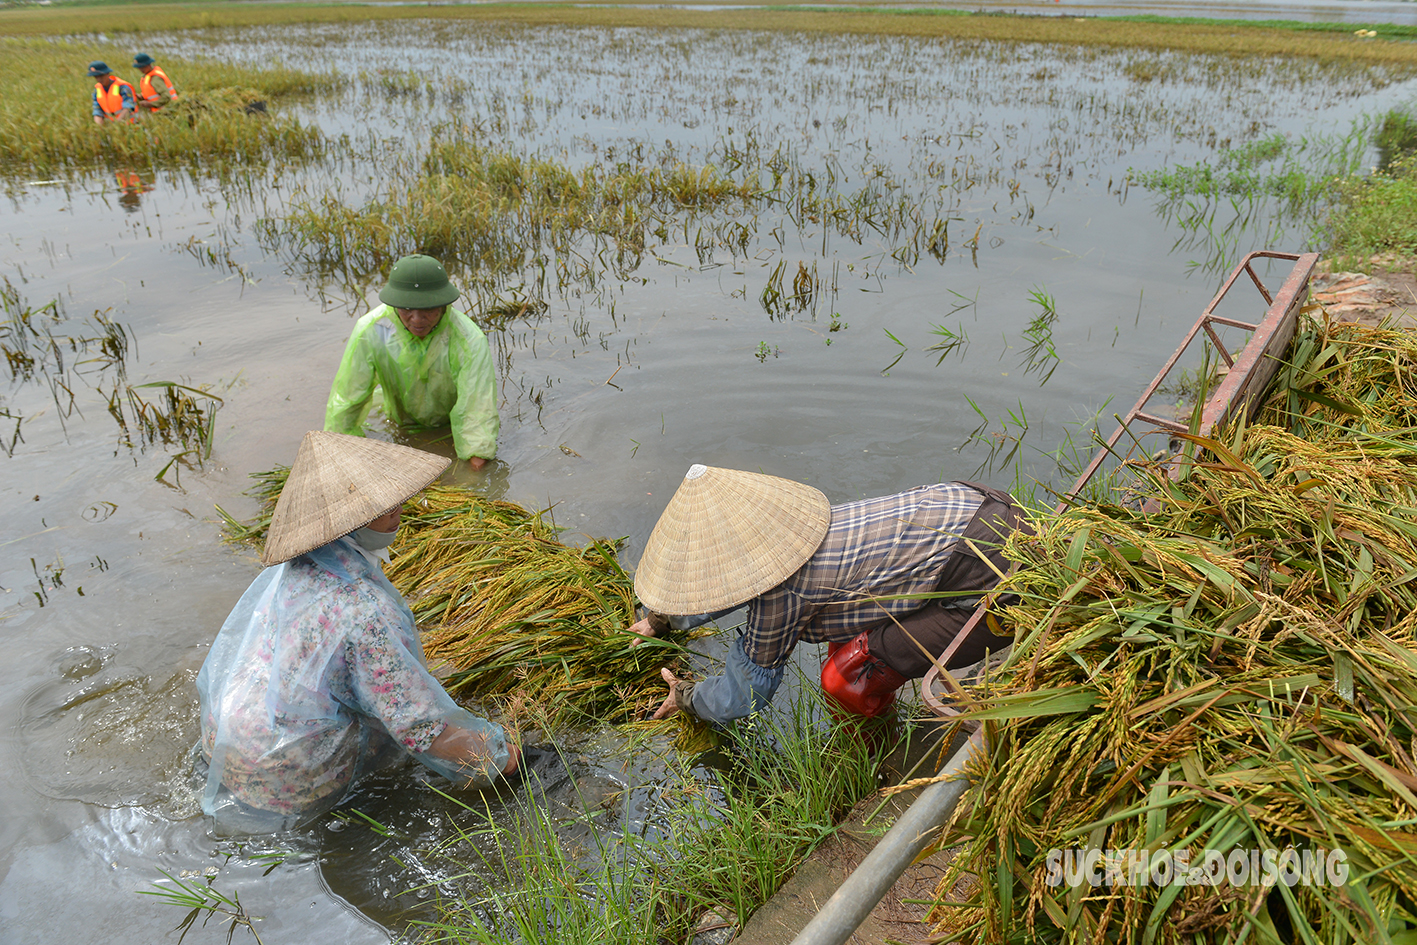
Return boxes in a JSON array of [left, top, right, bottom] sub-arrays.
[[353, 524, 399, 552]]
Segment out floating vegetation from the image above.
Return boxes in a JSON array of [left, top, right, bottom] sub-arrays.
[[0, 39, 334, 175], [220, 473, 692, 726], [932, 317, 1417, 943]]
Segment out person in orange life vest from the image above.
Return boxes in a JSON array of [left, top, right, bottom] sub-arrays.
[[89, 62, 135, 125], [133, 53, 178, 113]]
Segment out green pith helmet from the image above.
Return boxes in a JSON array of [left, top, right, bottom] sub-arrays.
[[378, 255, 460, 309]]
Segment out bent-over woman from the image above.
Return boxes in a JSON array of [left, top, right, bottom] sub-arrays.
[[197, 431, 518, 834]]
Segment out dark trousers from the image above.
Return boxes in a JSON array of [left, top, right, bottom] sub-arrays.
[[865, 482, 1026, 677]]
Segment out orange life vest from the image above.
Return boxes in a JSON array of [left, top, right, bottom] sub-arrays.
[[139, 67, 177, 108], [95, 77, 136, 118]]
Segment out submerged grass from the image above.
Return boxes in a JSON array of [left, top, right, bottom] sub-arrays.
[[260, 127, 762, 297], [930, 315, 1417, 943], [0, 38, 333, 174], [415, 686, 888, 943]]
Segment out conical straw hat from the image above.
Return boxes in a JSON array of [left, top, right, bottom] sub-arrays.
[[634, 464, 831, 615], [261, 431, 450, 566]]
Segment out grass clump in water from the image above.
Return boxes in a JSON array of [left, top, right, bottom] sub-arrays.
[[416, 688, 889, 943], [260, 125, 761, 300], [1376, 107, 1417, 169], [0, 39, 333, 175], [929, 315, 1417, 943], [1327, 108, 1417, 260], [1328, 153, 1417, 259]]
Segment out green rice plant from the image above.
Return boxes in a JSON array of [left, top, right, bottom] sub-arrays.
[[1021, 287, 1061, 384], [927, 322, 969, 364], [140, 869, 265, 945], [0, 38, 334, 175], [669, 693, 888, 924], [121, 381, 221, 460], [1376, 108, 1417, 169], [1327, 153, 1417, 257], [928, 315, 1417, 944], [412, 786, 668, 944]]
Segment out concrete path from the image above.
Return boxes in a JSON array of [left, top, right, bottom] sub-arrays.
[[734, 724, 975, 945]]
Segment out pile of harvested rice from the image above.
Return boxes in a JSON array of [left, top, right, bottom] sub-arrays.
[[220, 476, 695, 726], [391, 487, 695, 724], [933, 317, 1417, 944]]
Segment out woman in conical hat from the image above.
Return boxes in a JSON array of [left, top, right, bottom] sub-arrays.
[[629, 465, 1025, 724], [197, 431, 518, 835]]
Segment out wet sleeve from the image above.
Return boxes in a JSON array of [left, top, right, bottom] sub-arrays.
[[685, 634, 785, 725], [325, 327, 377, 437], [448, 323, 499, 461], [343, 610, 511, 785], [120, 84, 136, 110], [342, 610, 454, 753], [92, 90, 101, 118]]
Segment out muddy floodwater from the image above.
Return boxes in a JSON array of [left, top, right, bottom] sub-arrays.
[[3, 17, 1415, 943]]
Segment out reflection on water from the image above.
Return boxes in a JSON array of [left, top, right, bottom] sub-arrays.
[[115, 170, 152, 214]]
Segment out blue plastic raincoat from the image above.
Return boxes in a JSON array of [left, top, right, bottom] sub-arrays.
[[324, 305, 499, 461], [197, 536, 509, 834]]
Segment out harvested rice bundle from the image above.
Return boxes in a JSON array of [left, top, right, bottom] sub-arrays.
[[390, 486, 695, 724], [932, 316, 1417, 945], [219, 472, 693, 725]]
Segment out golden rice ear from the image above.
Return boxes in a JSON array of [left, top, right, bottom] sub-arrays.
[[633, 464, 830, 616], [261, 431, 449, 566]]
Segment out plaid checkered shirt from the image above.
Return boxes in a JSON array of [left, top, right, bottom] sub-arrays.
[[743, 481, 985, 668]]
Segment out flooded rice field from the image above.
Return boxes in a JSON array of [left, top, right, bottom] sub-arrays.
[[3, 17, 1415, 942]]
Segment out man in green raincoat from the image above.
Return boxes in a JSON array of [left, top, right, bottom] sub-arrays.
[[325, 255, 498, 469]]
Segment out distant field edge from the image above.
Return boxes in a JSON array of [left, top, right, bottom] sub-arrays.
[[3, 1, 1416, 66]]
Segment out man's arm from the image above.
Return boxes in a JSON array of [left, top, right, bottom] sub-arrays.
[[324, 328, 378, 436], [653, 635, 785, 724], [449, 317, 499, 466]]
